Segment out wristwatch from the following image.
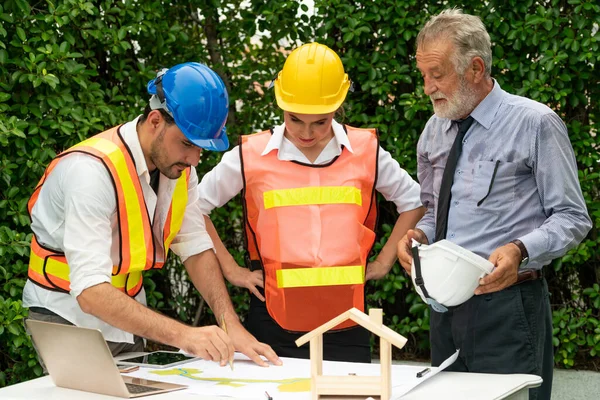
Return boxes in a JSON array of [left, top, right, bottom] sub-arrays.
[[510, 239, 529, 268]]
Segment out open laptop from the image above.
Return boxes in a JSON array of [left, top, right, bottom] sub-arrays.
[[26, 319, 187, 398]]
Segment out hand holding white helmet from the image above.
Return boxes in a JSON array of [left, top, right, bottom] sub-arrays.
[[411, 240, 494, 313]]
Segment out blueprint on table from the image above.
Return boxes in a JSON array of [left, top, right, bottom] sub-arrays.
[[123, 352, 457, 399]]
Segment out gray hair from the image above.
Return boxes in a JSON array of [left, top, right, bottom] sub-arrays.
[[416, 8, 492, 77]]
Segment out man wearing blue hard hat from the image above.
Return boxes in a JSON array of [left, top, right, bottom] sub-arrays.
[[23, 62, 281, 369]]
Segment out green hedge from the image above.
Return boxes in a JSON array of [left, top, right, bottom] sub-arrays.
[[1, 0, 598, 386]]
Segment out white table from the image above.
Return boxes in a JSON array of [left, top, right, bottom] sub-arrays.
[[0, 365, 541, 400]]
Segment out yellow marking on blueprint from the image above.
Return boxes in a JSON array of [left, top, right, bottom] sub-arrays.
[[152, 368, 203, 376], [278, 379, 311, 392], [150, 368, 310, 392], [217, 382, 244, 387]]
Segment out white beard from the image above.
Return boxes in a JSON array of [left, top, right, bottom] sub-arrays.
[[430, 76, 479, 120]]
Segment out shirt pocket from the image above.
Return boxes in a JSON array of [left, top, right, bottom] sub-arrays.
[[472, 160, 517, 212]]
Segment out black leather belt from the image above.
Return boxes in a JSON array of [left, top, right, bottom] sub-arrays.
[[514, 269, 543, 285]]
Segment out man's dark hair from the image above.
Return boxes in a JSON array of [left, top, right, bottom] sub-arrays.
[[139, 104, 176, 125]]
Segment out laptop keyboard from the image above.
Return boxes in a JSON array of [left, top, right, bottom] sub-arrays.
[[125, 383, 162, 394]]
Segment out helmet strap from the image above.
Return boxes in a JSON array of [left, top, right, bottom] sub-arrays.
[[268, 72, 278, 90], [155, 73, 166, 103], [411, 245, 448, 313], [149, 72, 175, 119]]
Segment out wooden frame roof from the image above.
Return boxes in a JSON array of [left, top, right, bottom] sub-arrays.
[[295, 308, 407, 349]]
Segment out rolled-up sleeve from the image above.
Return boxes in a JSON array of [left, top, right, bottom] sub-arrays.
[[376, 146, 422, 214], [61, 157, 116, 298], [196, 146, 244, 215]]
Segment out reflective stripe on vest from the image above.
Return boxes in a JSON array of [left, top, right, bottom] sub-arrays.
[[263, 186, 363, 209], [241, 126, 379, 332], [276, 265, 365, 288], [27, 126, 190, 297]]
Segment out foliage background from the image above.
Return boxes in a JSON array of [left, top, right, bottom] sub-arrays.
[[1, 0, 599, 387]]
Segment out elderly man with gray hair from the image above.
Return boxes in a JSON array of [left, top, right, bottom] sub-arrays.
[[397, 9, 591, 400]]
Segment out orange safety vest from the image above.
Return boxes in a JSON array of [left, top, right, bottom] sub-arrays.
[[27, 126, 190, 298], [241, 126, 379, 332]]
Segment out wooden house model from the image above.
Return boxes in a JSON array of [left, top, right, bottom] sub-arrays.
[[295, 307, 407, 400]]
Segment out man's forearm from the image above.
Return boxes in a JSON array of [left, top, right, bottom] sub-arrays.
[[77, 283, 187, 346], [184, 249, 239, 325]]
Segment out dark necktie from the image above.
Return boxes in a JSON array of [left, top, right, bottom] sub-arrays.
[[149, 168, 160, 194], [435, 116, 474, 242]]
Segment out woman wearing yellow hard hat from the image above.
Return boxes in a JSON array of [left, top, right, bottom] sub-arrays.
[[197, 42, 424, 363]]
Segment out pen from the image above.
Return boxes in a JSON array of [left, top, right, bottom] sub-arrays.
[[220, 313, 234, 371], [118, 365, 139, 373], [265, 391, 273, 400], [416, 367, 431, 378]]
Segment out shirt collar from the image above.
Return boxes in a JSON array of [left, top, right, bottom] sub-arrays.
[[470, 79, 503, 130], [119, 116, 149, 180], [260, 119, 354, 157], [332, 120, 354, 153]]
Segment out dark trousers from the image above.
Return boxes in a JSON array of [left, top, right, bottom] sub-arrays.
[[26, 307, 144, 373], [430, 278, 553, 400], [245, 294, 371, 363]]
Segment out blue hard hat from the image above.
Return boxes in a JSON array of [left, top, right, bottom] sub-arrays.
[[147, 62, 229, 151]]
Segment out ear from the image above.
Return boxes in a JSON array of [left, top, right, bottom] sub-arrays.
[[145, 110, 165, 133], [470, 57, 486, 83]]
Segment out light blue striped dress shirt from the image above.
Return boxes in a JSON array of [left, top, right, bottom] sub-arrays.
[[415, 80, 592, 269]]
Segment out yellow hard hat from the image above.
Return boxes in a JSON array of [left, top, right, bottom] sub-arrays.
[[274, 42, 350, 114]]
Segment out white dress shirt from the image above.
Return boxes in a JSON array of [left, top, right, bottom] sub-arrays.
[[23, 116, 214, 343], [197, 120, 422, 216]]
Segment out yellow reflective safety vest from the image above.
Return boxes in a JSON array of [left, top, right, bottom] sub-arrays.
[[241, 126, 378, 332], [27, 126, 190, 297]]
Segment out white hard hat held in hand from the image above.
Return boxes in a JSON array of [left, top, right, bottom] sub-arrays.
[[411, 240, 494, 313]]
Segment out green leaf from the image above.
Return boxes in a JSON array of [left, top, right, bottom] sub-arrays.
[[64, 32, 76, 46], [0, 13, 15, 24], [7, 322, 20, 335], [572, 40, 580, 52], [0, 92, 10, 102], [499, 22, 509, 36], [14, 0, 31, 15], [0, 49, 7, 63], [369, 67, 377, 81], [44, 74, 60, 89], [16, 27, 26, 42], [409, 303, 427, 314], [13, 335, 24, 348], [46, 97, 60, 109]]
